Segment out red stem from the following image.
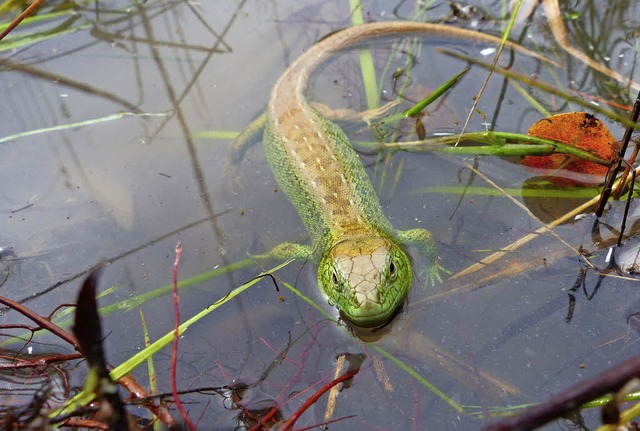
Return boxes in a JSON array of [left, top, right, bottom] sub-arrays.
[[170, 242, 196, 431], [0, 0, 43, 42], [247, 406, 281, 431], [0, 296, 77, 347], [1, 281, 176, 427], [279, 368, 359, 431]]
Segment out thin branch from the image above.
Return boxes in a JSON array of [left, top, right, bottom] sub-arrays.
[[480, 354, 640, 431], [0, 0, 44, 41], [594, 90, 640, 216], [455, 0, 524, 145]]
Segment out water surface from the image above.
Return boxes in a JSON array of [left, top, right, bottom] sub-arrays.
[[1, 1, 640, 429]]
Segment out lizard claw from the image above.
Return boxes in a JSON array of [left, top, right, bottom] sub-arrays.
[[424, 261, 450, 287]]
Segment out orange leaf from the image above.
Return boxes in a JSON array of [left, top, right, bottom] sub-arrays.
[[521, 112, 617, 186]]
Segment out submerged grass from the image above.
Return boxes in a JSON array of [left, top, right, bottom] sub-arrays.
[[138, 310, 162, 431], [440, 49, 639, 130], [281, 279, 464, 412], [50, 258, 294, 419], [2, 257, 256, 348], [0, 17, 89, 52], [349, 0, 379, 109], [0, 1, 121, 52], [0, 112, 168, 144], [461, 391, 640, 420], [414, 185, 603, 198], [357, 130, 610, 164], [0, 9, 74, 29]]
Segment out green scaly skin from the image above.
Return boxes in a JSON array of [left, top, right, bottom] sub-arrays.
[[240, 21, 546, 327]]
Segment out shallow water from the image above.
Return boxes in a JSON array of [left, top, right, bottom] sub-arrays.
[[1, 0, 640, 429]]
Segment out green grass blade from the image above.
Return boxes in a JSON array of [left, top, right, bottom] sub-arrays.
[[370, 343, 464, 413], [283, 279, 464, 413], [439, 48, 640, 130], [0, 10, 76, 31], [349, 0, 379, 108], [49, 258, 293, 419], [403, 67, 470, 117], [511, 80, 552, 118], [0, 112, 167, 144], [414, 185, 601, 198], [0, 20, 90, 52], [3, 258, 256, 348], [355, 130, 609, 164]]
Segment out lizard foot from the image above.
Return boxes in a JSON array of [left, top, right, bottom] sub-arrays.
[[252, 242, 313, 261]]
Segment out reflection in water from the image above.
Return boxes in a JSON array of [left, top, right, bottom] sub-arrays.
[[520, 112, 617, 187], [223, 382, 283, 430], [521, 177, 597, 224], [0, 246, 12, 288]]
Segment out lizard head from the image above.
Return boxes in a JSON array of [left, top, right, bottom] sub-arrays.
[[318, 236, 412, 328]]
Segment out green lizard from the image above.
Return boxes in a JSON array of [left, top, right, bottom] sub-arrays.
[[237, 21, 545, 328]]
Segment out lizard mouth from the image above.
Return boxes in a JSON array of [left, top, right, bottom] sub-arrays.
[[339, 274, 409, 328], [339, 298, 406, 329]]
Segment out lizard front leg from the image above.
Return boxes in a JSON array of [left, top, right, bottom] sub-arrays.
[[397, 228, 448, 286], [253, 242, 314, 262]]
